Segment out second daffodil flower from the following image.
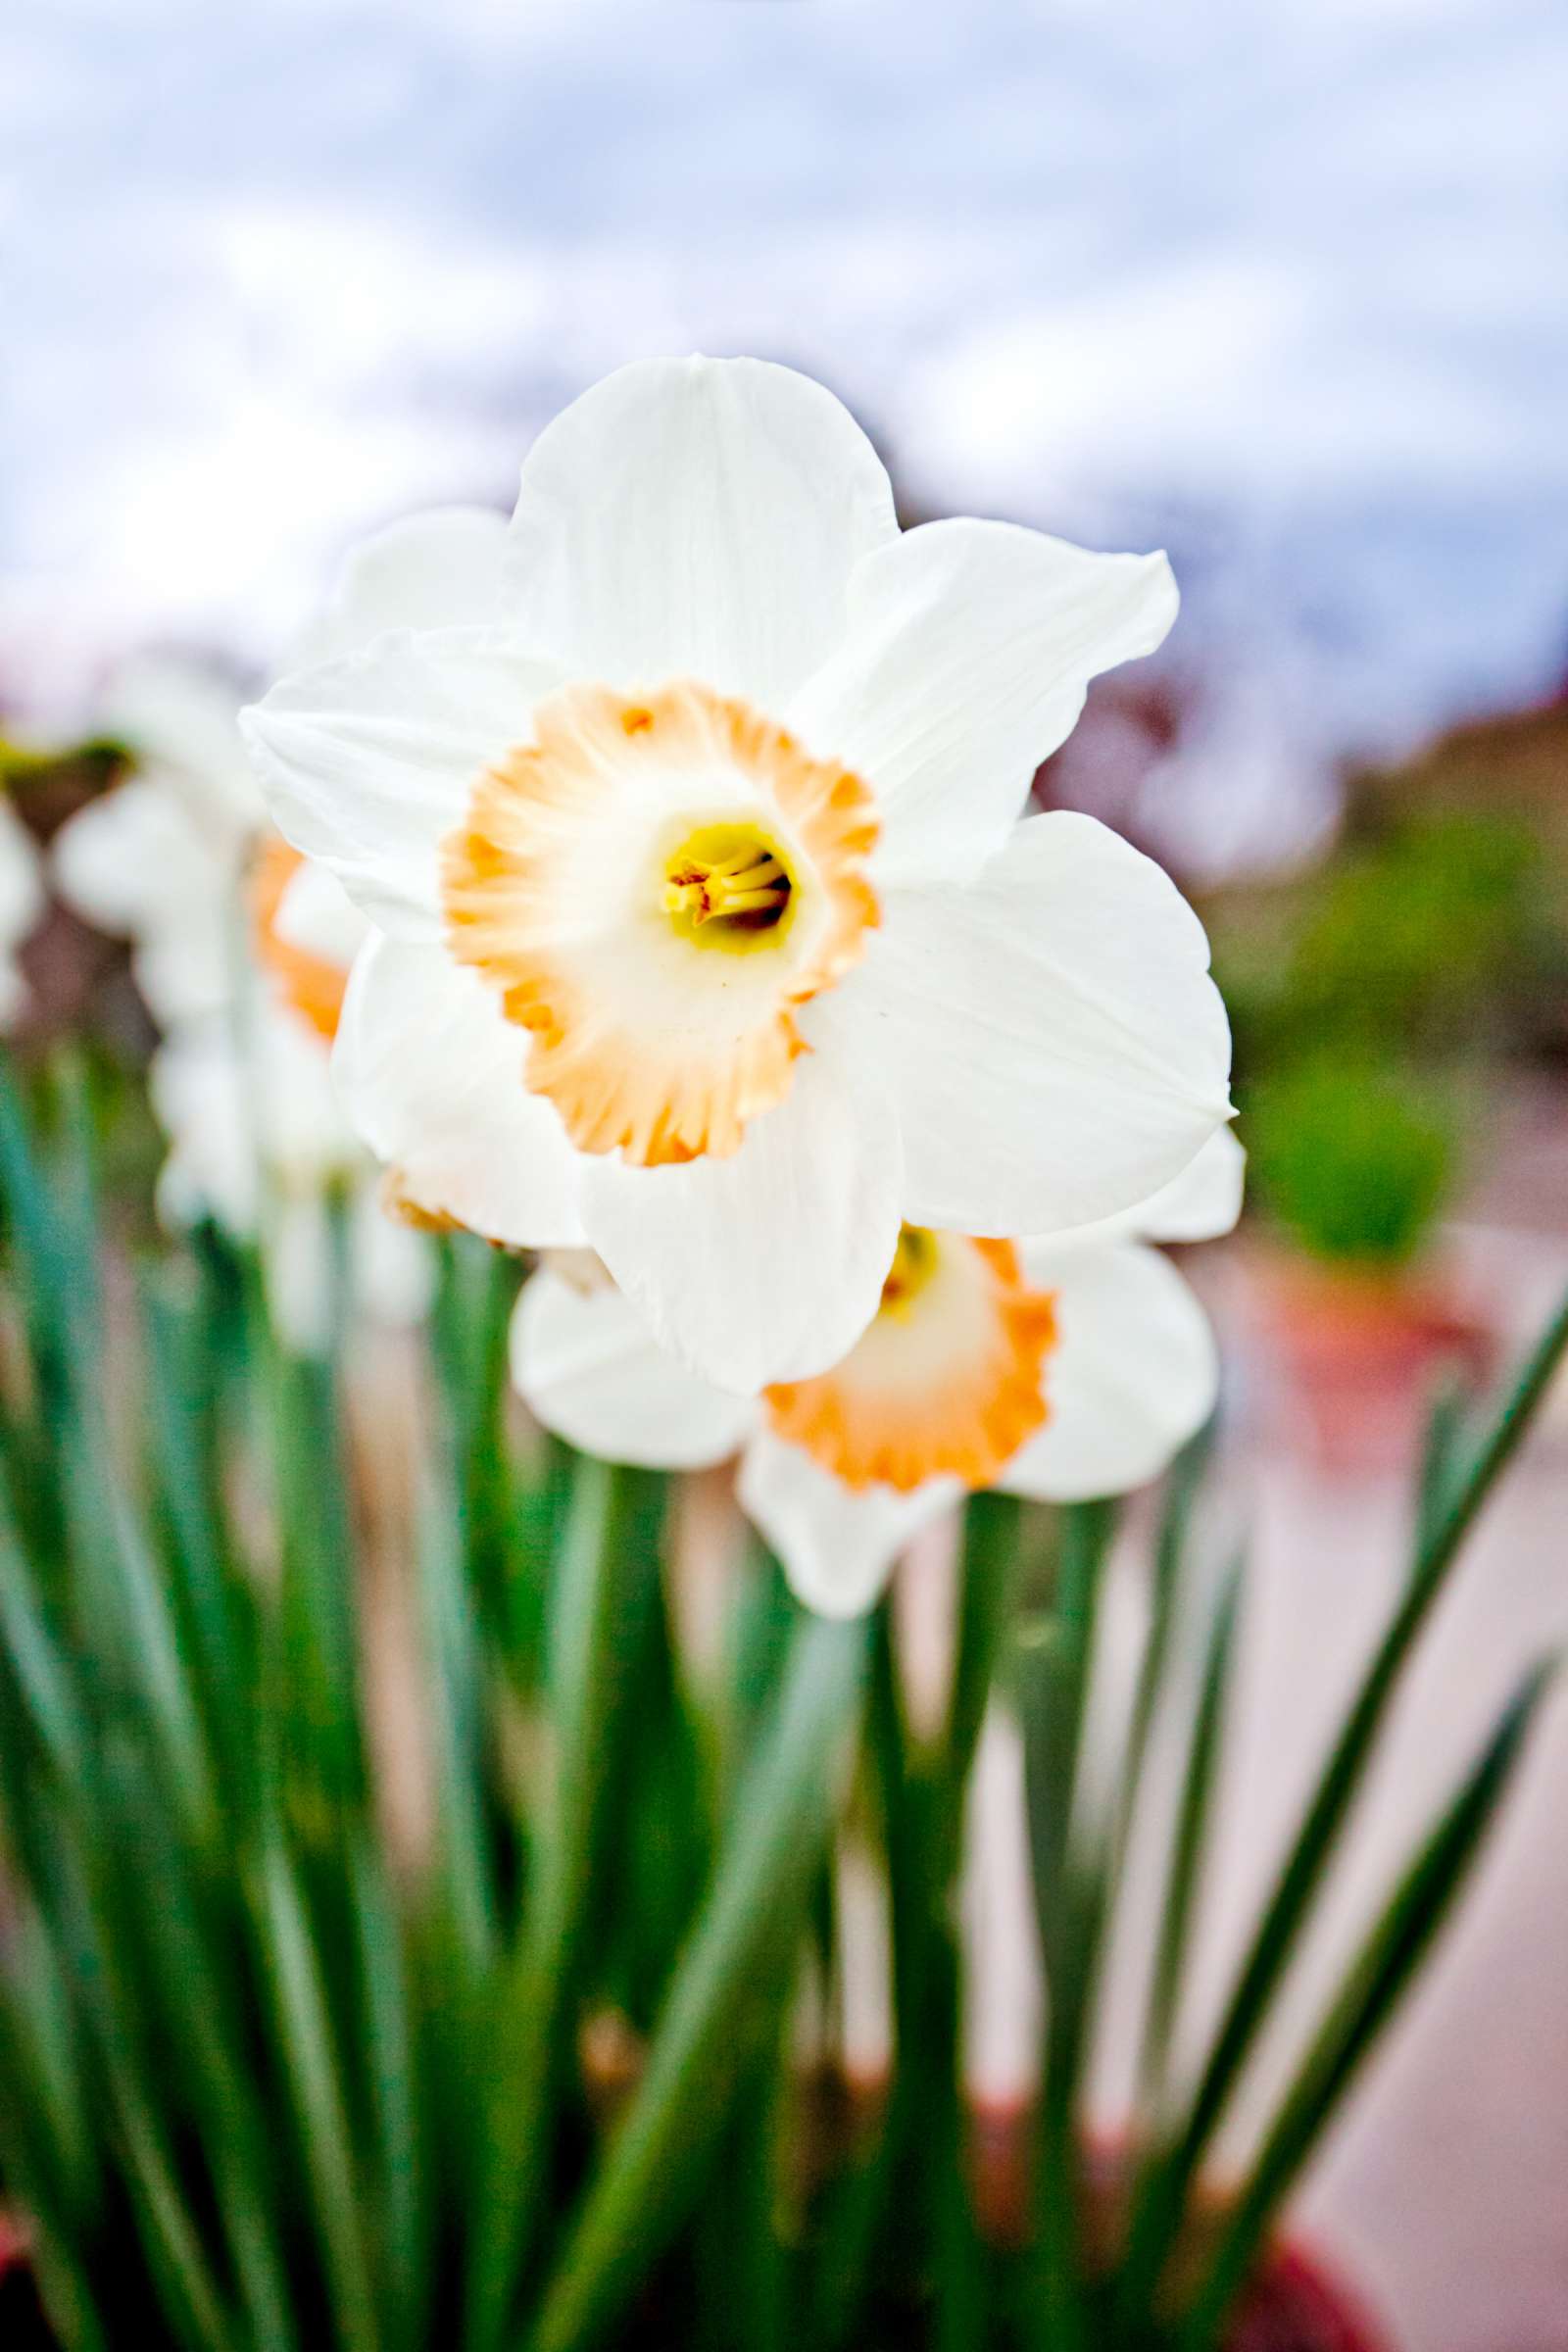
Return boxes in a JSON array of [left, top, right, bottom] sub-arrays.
[[513, 1133, 1245, 1618], [243, 356, 1233, 1393]]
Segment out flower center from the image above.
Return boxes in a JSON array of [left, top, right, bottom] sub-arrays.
[[764, 1233, 1057, 1494], [878, 1224, 940, 1317], [661, 822, 796, 949], [442, 679, 879, 1168]]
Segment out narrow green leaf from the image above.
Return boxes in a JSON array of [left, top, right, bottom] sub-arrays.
[[466, 1458, 667, 2352], [525, 1610, 867, 2352], [1115, 1422, 1214, 1873], [263, 1345, 368, 1819], [415, 1480, 498, 1970], [0, 1921, 97, 2230], [1118, 1282, 1568, 2316], [1020, 1497, 1117, 1976], [139, 1269, 245, 1743], [692, 2050, 791, 2352], [1418, 1286, 1568, 1581], [350, 1840, 427, 2352], [0, 1979, 111, 2352], [943, 1490, 1025, 1829], [107, 2090, 241, 2352], [46, 1838, 239, 2352], [1179, 1659, 1555, 2346], [0, 1494, 89, 1785], [1413, 1376, 1469, 1567], [1136, 1559, 1244, 2121], [111, 1783, 301, 2352], [720, 1536, 797, 1811], [253, 1834, 382, 2352], [1016, 1500, 1122, 2352], [809, 1594, 957, 2352]]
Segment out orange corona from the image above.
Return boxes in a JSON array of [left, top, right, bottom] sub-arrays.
[[250, 834, 349, 1045], [442, 679, 878, 1167], [765, 1233, 1057, 1494]]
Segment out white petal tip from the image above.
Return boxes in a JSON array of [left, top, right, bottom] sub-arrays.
[[1132, 550, 1180, 655], [237, 701, 285, 769], [780, 1574, 883, 1623]]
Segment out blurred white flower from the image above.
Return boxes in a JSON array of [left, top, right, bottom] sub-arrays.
[[51, 638, 448, 1345], [54, 655, 265, 1028], [151, 988, 428, 1349], [512, 1132, 1241, 1618], [0, 799, 45, 1031], [243, 355, 1233, 1394]]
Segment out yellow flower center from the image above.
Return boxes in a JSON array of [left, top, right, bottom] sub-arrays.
[[442, 679, 879, 1167], [878, 1223, 941, 1316], [661, 822, 796, 948], [764, 1232, 1058, 1494]]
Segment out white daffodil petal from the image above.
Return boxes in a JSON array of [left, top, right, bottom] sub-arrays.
[[576, 1036, 904, 1396], [1001, 1243, 1218, 1504], [134, 923, 242, 1032], [1042, 1128, 1248, 1253], [158, 992, 357, 1211], [241, 628, 565, 939], [268, 1196, 334, 1359], [501, 356, 898, 713], [790, 519, 1176, 888], [101, 654, 262, 834], [513, 1271, 757, 1471], [737, 1431, 956, 1619], [53, 782, 221, 938], [1133, 1125, 1246, 1243], [272, 857, 371, 969], [290, 507, 510, 666], [351, 1185, 434, 1328], [334, 933, 585, 1249], [813, 810, 1231, 1238], [150, 1026, 262, 1237]]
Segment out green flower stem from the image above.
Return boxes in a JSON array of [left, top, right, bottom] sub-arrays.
[[1179, 1659, 1555, 2348], [1018, 1498, 1119, 2352], [525, 1608, 867, 2352], [1117, 1283, 1568, 2328], [1135, 1562, 1244, 2125], [812, 1500, 1018, 2352], [940, 1492, 1026, 1859], [466, 1457, 664, 2352]]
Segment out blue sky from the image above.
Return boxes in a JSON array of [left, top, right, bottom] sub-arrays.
[[5, 0, 1567, 860]]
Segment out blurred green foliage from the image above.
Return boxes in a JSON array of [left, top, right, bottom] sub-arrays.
[[1246, 1058, 1457, 1270], [1217, 809, 1559, 1066], [1211, 806, 1565, 1267], [0, 1057, 1560, 2352]]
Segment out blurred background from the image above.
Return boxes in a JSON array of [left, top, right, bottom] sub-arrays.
[[4, 5, 1568, 2346]]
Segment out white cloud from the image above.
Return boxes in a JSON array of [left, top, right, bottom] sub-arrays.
[[3, 0, 1566, 776]]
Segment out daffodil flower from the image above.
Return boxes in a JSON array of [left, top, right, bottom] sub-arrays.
[[54, 651, 435, 1346], [151, 989, 429, 1346], [242, 356, 1233, 1393], [512, 1131, 1242, 1617], [54, 656, 265, 1028]]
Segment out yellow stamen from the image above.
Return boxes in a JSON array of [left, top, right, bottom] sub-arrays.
[[662, 843, 793, 930], [879, 1225, 940, 1316]]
